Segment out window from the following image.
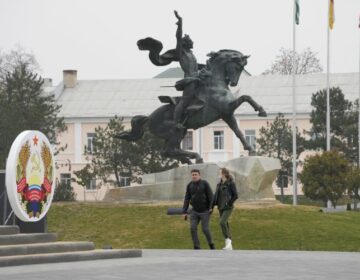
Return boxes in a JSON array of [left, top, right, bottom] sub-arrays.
[[311, 133, 321, 141], [182, 131, 193, 150], [87, 133, 96, 154], [120, 177, 131, 187], [277, 170, 288, 188], [214, 131, 224, 150], [60, 173, 71, 186], [86, 178, 97, 191], [245, 129, 256, 150]]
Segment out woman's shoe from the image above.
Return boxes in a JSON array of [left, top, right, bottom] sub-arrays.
[[222, 238, 233, 250]]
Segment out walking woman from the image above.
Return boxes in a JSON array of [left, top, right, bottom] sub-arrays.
[[212, 168, 238, 250]]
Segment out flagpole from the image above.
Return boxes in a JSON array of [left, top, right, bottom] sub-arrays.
[[358, 16, 360, 167], [326, 0, 331, 151], [292, 0, 298, 206], [326, 0, 332, 209]]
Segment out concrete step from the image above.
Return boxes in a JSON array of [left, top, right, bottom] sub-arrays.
[[0, 249, 142, 267], [0, 241, 95, 257], [0, 226, 19, 235], [0, 233, 57, 246]]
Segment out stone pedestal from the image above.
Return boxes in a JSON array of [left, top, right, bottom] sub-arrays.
[[103, 156, 280, 202]]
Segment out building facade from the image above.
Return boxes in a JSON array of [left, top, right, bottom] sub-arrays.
[[53, 70, 360, 201]]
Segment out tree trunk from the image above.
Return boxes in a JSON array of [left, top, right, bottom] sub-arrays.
[[354, 198, 358, 210], [332, 200, 336, 209], [114, 168, 121, 187]]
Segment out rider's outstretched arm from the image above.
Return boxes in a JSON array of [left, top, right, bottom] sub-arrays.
[[174, 10, 183, 57]]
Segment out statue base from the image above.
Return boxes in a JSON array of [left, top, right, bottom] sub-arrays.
[[103, 156, 280, 203]]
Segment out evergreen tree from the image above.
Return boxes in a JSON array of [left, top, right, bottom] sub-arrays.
[[300, 151, 349, 208], [87, 116, 178, 187], [73, 164, 95, 190], [257, 113, 305, 186], [0, 49, 66, 168], [305, 87, 360, 164], [341, 99, 359, 164], [306, 87, 351, 150], [53, 182, 76, 202], [135, 129, 179, 174], [346, 166, 360, 210]]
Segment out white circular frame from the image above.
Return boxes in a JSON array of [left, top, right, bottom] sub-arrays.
[[6, 130, 55, 222]]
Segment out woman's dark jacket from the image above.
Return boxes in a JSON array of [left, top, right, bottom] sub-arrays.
[[211, 178, 238, 209]]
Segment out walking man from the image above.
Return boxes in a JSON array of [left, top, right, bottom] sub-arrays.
[[182, 169, 215, 250]]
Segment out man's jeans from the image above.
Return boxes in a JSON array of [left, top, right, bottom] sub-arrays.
[[190, 210, 213, 248]]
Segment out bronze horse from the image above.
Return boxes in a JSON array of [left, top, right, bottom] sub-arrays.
[[117, 49, 267, 164]]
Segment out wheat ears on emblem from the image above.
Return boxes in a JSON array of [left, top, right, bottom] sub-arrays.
[[41, 143, 52, 178], [18, 141, 31, 177]]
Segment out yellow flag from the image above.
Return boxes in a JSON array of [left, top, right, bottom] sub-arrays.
[[329, 0, 334, 29]]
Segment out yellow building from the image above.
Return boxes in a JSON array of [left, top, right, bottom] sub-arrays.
[[53, 70, 360, 201]]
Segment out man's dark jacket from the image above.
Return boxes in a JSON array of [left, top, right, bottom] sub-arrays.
[[182, 179, 213, 213]]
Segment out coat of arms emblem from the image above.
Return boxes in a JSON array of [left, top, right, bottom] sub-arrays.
[[6, 131, 55, 222]]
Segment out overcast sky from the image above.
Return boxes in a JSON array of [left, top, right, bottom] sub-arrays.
[[1, 0, 360, 84]]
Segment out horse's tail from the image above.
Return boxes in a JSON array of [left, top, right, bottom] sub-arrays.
[[116, 115, 149, 141]]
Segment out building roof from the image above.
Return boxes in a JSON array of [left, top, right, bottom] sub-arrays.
[[234, 72, 359, 116], [56, 73, 360, 119], [153, 67, 252, 79], [153, 68, 184, 78]]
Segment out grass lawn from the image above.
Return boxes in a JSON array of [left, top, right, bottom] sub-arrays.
[[275, 195, 325, 207], [275, 195, 354, 208], [47, 202, 360, 252]]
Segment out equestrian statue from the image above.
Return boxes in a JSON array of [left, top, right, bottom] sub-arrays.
[[117, 11, 267, 164]]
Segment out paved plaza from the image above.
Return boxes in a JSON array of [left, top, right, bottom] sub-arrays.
[[0, 249, 359, 280]]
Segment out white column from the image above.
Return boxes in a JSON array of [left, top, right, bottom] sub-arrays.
[[232, 118, 241, 158], [198, 128, 203, 158], [74, 122, 82, 163], [196, 129, 200, 153]]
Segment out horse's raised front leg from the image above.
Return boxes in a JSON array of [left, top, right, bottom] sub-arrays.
[[223, 115, 256, 156], [230, 95, 267, 117]]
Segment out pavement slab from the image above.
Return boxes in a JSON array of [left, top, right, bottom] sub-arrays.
[[0, 249, 359, 280]]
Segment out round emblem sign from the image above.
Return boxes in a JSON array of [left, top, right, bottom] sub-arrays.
[[6, 131, 55, 222]]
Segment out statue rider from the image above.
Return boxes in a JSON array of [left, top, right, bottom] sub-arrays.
[[173, 11, 200, 130], [136, 11, 207, 130]]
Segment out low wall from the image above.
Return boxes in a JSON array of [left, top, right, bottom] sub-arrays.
[[103, 156, 281, 202]]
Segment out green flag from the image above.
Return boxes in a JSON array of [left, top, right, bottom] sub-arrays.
[[295, 0, 300, 25]]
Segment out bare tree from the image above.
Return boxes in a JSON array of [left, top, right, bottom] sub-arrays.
[[0, 46, 39, 83], [263, 47, 323, 75]]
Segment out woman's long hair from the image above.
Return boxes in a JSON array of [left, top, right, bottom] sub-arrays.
[[221, 168, 233, 181]]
